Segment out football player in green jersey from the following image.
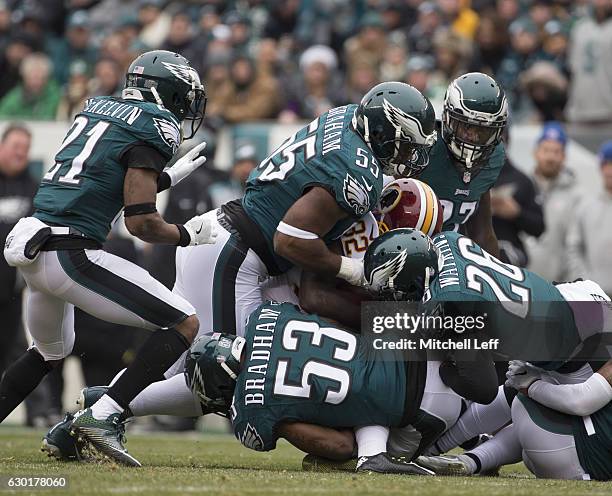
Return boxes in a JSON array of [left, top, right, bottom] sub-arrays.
[[171, 81, 437, 341], [184, 301, 460, 475], [0, 50, 217, 466], [417, 359, 612, 480], [417, 72, 508, 256]]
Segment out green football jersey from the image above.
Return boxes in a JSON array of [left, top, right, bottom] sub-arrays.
[[572, 401, 612, 481], [423, 231, 581, 367], [417, 125, 505, 232], [243, 105, 384, 272], [33, 96, 180, 243], [230, 301, 407, 451]]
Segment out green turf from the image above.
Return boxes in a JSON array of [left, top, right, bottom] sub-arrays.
[[0, 428, 610, 495]]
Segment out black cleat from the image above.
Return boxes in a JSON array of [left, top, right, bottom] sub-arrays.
[[356, 452, 434, 475]]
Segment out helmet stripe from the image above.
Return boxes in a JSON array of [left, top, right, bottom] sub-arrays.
[[412, 179, 427, 232], [420, 181, 435, 236], [422, 182, 437, 236]]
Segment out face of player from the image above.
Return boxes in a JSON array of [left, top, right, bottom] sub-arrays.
[[534, 140, 565, 179]]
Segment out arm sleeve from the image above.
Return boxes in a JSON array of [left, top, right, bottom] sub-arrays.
[[121, 144, 167, 174], [528, 373, 612, 416]]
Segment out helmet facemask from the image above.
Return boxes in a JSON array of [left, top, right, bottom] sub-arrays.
[[443, 109, 504, 182]]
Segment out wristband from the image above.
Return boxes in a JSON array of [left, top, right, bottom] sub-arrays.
[[157, 171, 171, 192], [176, 224, 191, 247]]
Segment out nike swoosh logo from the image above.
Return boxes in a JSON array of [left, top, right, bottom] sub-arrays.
[[361, 177, 373, 192], [195, 223, 203, 234]]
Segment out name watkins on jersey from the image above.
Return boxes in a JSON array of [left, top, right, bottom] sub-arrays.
[[321, 105, 348, 155], [433, 235, 460, 288], [242, 306, 282, 406], [83, 99, 143, 125]]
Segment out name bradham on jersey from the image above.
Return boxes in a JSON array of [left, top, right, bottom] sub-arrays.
[[423, 231, 581, 367], [230, 302, 407, 452], [417, 126, 505, 232], [243, 104, 384, 272], [33, 96, 180, 243]]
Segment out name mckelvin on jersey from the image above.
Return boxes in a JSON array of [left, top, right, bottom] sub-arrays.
[[241, 304, 281, 406], [82, 98, 144, 125]]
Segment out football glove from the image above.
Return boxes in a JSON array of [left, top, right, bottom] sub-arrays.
[[183, 214, 218, 246], [504, 360, 543, 393], [165, 141, 207, 187]]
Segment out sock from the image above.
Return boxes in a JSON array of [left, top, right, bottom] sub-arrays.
[[466, 424, 522, 473], [91, 394, 123, 420], [355, 425, 389, 457], [0, 348, 53, 423], [93, 329, 190, 416], [436, 386, 511, 453], [129, 374, 203, 417], [458, 454, 479, 474]]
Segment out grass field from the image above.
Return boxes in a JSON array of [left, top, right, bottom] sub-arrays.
[[0, 428, 611, 495]]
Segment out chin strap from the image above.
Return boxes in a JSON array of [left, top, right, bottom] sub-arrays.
[[150, 86, 164, 107]]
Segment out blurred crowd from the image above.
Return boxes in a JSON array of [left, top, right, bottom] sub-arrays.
[[0, 0, 611, 124]]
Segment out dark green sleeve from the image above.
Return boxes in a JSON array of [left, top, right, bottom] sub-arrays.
[[232, 412, 278, 452]]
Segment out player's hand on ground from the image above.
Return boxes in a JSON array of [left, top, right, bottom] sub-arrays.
[[184, 213, 218, 245], [166, 142, 207, 186], [505, 360, 542, 394]]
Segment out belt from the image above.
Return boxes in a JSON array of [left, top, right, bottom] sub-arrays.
[[39, 224, 102, 251]]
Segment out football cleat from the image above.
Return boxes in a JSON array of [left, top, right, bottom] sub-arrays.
[[41, 413, 85, 462], [302, 454, 357, 472], [416, 454, 476, 476], [71, 408, 141, 467], [77, 385, 109, 410], [356, 453, 434, 475]]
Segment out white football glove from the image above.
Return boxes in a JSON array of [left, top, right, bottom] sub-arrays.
[[183, 214, 218, 246], [165, 142, 207, 186], [504, 360, 543, 393]]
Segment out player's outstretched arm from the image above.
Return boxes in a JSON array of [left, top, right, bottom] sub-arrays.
[[123, 168, 183, 244], [466, 191, 500, 258], [277, 422, 356, 461], [274, 187, 363, 286]]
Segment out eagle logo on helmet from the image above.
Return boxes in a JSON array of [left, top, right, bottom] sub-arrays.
[[343, 173, 370, 216], [382, 99, 436, 146], [239, 423, 265, 451], [367, 249, 408, 292], [153, 117, 181, 154], [161, 61, 200, 86]]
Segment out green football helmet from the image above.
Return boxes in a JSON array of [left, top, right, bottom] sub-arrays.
[[353, 82, 437, 178], [184, 333, 245, 416], [124, 50, 206, 139], [364, 228, 440, 301], [442, 72, 508, 182]]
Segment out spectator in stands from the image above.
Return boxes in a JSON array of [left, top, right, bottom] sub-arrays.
[[405, 55, 436, 100], [439, 0, 479, 40], [138, 0, 170, 49], [539, 19, 570, 74], [209, 53, 280, 123], [345, 63, 379, 105], [0, 32, 39, 100], [496, 0, 521, 25], [88, 58, 122, 97], [225, 10, 251, 53], [468, 14, 509, 76], [566, 140, 612, 295], [407, 2, 442, 56], [526, 122, 580, 282], [0, 53, 61, 120], [47, 10, 98, 86], [344, 11, 387, 76], [56, 60, 90, 121], [209, 140, 258, 208], [492, 129, 545, 267], [565, 0, 612, 123], [380, 34, 408, 82], [279, 44, 344, 122], [429, 29, 472, 95], [0, 124, 37, 376], [0, 1, 11, 47], [161, 10, 200, 73], [519, 61, 568, 122]]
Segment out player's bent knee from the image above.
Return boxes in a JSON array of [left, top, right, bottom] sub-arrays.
[[176, 315, 199, 343]]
